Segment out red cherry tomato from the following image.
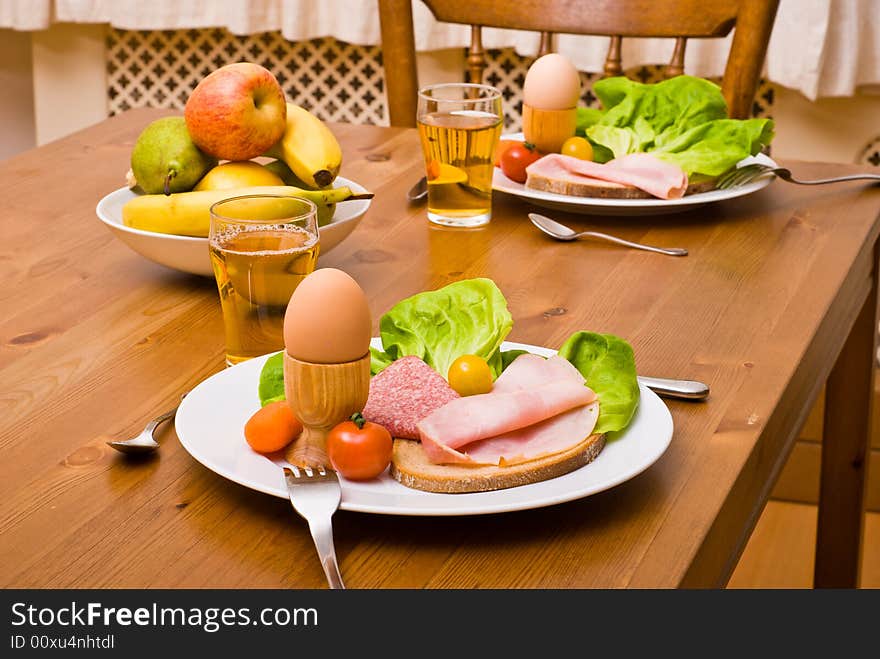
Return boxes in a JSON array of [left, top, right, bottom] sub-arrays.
[[493, 140, 522, 167], [327, 413, 393, 480], [500, 142, 542, 183]]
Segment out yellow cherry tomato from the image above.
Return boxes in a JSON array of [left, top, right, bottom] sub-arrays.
[[447, 355, 494, 397], [560, 136, 594, 161]]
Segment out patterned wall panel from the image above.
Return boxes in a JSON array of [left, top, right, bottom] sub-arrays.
[[107, 29, 388, 125], [858, 137, 880, 167], [108, 28, 790, 141]]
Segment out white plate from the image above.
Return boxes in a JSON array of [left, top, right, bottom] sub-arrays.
[[96, 176, 372, 277], [175, 339, 674, 516], [493, 133, 776, 216]]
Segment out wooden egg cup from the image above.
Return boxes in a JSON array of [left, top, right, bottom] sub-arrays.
[[283, 351, 371, 467], [522, 104, 577, 154]]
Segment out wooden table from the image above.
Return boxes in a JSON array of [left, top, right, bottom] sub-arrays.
[[1, 108, 877, 589]]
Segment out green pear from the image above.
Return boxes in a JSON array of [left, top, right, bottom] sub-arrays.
[[130, 117, 217, 195]]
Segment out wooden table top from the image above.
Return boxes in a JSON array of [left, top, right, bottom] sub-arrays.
[[2, 108, 879, 589]]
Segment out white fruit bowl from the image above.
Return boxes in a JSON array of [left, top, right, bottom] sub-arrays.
[[96, 175, 372, 277]]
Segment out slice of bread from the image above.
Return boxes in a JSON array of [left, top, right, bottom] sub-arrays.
[[389, 433, 605, 494], [526, 171, 717, 199]]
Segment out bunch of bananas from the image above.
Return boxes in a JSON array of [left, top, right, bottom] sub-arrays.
[[124, 102, 369, 237]]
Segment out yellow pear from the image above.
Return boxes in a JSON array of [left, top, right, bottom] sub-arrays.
[[194, 161, 284, 191]]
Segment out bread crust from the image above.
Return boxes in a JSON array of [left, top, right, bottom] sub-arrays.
[[525, 171, 716, 199], [389, 433, 606, 493]]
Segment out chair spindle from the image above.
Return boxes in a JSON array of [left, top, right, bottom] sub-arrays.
[[604, 35, 623, 77], [537, 31, 555, 57], [666, 37, 687, 78], [467, 25, 487, 84]]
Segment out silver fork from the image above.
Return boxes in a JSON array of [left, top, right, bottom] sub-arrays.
[[717, 163, 880, 190], [282, 465, 345, 589]]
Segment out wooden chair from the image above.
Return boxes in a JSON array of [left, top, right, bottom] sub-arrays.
[[377, 0, 779, 127]]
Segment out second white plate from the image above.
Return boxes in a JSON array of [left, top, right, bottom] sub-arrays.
[[175, 339, 674, 516], [493, 133, 776, 216]]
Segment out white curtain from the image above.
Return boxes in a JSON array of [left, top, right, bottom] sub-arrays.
[[2, 0, 878, 99]]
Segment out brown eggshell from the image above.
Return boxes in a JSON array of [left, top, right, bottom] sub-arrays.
[[523, 53, 581, 111], [283, 268, 372, 364]]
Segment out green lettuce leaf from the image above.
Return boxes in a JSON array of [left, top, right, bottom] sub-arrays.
[[579, 75, 774, 177], [590, 75, 728, 143], [258, 352, 286, 405], [371, 278, 513, 378], [586, 124, 643, 160], [575, 107, 613, 162], [575, 106, 603, 133], [369, 346, 394, 374], [557, 331, 639, 435], [652, 118, 775, 176]]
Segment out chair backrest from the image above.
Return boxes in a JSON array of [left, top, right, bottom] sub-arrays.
[[377, 0, 779, 127]]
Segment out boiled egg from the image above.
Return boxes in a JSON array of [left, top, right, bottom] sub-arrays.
[[283, 268, 372, 364], [523, 53, 581, 110]]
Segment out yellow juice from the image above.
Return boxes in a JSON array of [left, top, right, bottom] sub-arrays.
[[418, 110, 502, 227], [209, 225, 319, 365]]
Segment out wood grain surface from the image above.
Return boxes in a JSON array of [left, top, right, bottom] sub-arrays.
[[1, 108, 878, 589]]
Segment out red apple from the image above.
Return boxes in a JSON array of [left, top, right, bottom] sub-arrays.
[[184, 62, 287, 161]]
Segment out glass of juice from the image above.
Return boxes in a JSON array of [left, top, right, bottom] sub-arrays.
[[417, 83, 503, 228], [209, 195, 319, 366]]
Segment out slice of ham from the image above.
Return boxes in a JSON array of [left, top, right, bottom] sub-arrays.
[[464, 402, 599, 466], [525, 152, 688, 200], [417, 354, 599, 465], [491, 353, 583, 395]]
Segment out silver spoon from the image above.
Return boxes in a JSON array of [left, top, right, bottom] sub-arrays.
[[638, 376, 708, 401], [407, 176, 428, 202], [107, 400, 181, 454], [529, 213, 688, 257]]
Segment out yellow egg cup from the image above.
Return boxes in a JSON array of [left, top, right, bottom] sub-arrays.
[[522, 104, 578, 155]]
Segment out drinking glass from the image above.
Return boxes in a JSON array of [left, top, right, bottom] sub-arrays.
[[209, 195, 319, 366], [417, 83, 503, 228]]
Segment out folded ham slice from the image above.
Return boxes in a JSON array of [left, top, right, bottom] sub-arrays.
[[491, 352, 583, 395], [525, 152, 688, 200], [463, 402, 599, 466], [417, 354, 599, 465]]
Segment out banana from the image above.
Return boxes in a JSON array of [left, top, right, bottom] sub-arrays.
[[264, 103, 343, 189], [264, 160, 337, 226], [263, 160, 336, 227], [121, 185, 372, 237], [263, 159, 312, 189]]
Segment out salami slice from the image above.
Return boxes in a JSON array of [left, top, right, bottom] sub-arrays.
[[362, 356, 459, 439]]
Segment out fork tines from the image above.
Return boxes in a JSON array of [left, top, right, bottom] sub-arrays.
[[284, 465, 331, 479], [717, 164, 772, 190]]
